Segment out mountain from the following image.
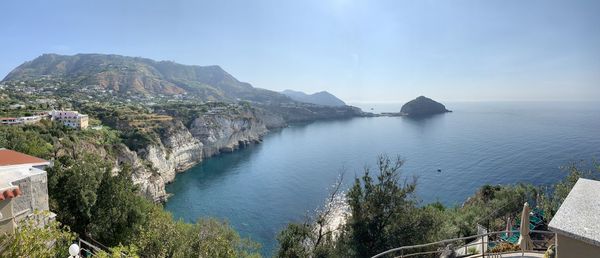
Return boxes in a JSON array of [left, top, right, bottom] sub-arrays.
[[2, 53, 291, 103], [400, 96, 451, 117], [281, 90, 346, 107], [2, 53, 368, 122]]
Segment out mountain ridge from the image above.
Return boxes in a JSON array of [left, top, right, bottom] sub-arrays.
[[2, 53, 291, 103], [281, 89, 346, 107]]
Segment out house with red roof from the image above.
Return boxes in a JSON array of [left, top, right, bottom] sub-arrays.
[[0, 149, 53, 234]]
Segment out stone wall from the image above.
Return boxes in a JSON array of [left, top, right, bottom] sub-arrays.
[[11, 172, 49, 220]]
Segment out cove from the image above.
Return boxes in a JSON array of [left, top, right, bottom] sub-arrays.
[[165, 102, 600, 256]]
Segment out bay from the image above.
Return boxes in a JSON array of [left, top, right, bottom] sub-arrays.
[[165, 101, 600, 256]]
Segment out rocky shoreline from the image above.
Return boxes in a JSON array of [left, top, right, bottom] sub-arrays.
[[124, 105, 369, 202], [116, 108, 281, 202]]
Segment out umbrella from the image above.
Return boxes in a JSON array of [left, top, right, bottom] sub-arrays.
[[506, 215, 512, 237], [517, 202, 534, 251]]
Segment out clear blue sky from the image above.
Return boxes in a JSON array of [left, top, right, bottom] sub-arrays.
[[1, 0, 599, 102]]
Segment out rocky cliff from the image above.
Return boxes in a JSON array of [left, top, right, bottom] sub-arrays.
[[116, 109, 274, 202], [130, 121, 203, 201], [190, 109, 269, 157]]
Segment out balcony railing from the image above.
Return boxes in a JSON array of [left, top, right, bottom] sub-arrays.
[[371, 230, 556, 258]]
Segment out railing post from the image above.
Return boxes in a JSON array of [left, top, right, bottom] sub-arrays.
[[481, 236, 485, 257], [554, 232, 558, 258]]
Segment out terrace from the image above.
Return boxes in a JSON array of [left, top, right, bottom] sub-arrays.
[[372, 178, 600, 258]]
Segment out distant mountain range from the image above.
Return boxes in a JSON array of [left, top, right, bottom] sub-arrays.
[[2, 53, 291, 103], [281, 89, 346, 107], [1, 53, 368, 122]]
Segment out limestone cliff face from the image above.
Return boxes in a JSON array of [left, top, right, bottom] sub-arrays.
[[115, 145, 168, 202], [141, 121, 204, 178], [120, 110, 275, 202], [128, 121, 203, 201], [190, 109, 269, 158]]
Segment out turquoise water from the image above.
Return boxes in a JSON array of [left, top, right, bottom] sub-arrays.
[[165, 102, 600, 256]]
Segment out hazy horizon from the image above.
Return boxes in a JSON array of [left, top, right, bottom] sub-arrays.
[[2, 0, 599, 102]]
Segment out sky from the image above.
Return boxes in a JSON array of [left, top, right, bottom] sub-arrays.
[[1, 0, 599, 102]]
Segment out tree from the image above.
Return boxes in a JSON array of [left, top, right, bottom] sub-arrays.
[[193, 219, 261, 258], [445, 184, 537, 238], [131, 204, 189, 257], [276, 223, 313, 258], [88, 166, 149, 246], [46, 154, 108, 235], [0, 126, 53, 159], [133, 205, 261, 258], [276, 155, 444, 258], [48, 155, 154, 248], [339, 155, 433, 257], [95, 245, 140, 258]]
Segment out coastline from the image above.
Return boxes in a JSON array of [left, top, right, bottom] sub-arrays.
[[159, 108, 370, 202]]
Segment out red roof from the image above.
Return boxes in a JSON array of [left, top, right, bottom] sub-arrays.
[[0, 149, 49, 166]]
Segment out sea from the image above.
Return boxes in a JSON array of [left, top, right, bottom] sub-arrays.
[[164, 101, 600, 256]]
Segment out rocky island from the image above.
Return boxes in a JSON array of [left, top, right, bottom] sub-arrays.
[[397, 96, 451, 117]]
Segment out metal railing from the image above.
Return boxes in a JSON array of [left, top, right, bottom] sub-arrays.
[[78, 238, 105, 257], [371, 230, 556, 258]]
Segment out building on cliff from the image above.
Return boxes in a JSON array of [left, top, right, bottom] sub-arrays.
[[50, 110, 89, 129], [548, 178, 600, 258], [0, 149, 53, 234], [0, 115, 44, 126]]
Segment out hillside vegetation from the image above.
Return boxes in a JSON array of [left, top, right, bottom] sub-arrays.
[[0, 121, 261, 257], [3, 53, 291, 103]]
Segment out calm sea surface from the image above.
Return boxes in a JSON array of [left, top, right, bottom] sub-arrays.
[[165, 102, 600, 256]]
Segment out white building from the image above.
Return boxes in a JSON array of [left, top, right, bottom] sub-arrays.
[[0, 115, 44, 126], [8, 104, 25, 110], [50, 110, 89, 129]]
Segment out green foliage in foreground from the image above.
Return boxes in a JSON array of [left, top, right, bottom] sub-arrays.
[[0, 124, 261, 258], [276, 155, 599, 258], [0, 212, 75, 257], [277, 155, 447, 258], [46, 151, 261, 258], [134, 204, 260, 258], [337, 156, 440, 257]]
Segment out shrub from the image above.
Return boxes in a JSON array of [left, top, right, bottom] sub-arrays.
[[467, 246, 479, 255], [489, 242, 520, 253], [0, 211, 75, 257], [544, 244, 556, 258]]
